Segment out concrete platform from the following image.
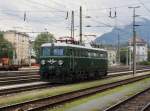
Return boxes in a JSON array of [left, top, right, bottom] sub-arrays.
[[19, 66, 39, 71], [0, 81, 48, 90]]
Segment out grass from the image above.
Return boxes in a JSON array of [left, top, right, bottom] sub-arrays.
[[47, 77, 150, 111], [0, 71, 150, 107]]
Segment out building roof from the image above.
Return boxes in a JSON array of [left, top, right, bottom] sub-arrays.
[[128, 37, 147, 45], [5, 30, 29, 37]]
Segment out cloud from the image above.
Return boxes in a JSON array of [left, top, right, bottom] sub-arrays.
[[0, 0, 150, 41]]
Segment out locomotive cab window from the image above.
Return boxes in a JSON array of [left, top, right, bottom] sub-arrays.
[[53, 48, 64, 56], [42, 47, 50, 57]]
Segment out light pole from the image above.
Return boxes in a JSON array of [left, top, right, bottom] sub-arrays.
[[128, 6, 140, 76]]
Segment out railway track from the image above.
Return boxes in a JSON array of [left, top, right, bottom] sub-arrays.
[[0, 69, 150, 96], [0, 70, 39, 79], [0, 65, 149, 76], [141, 103, 150, 111], [0, 73, 150, 111], [108, 65, 150, 73], [0, 71, 40, 85], [0, 76, 40, 86], [0, 66, 150, 86], [104, 88, 150, 111]]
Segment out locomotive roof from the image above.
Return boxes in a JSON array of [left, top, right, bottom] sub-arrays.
[[41, 43, 107, 52]]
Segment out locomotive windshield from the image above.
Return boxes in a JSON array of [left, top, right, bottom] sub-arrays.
[[41, 47, 64, 57], [53, 48, 64, 56], [42, 47, 50, 56]]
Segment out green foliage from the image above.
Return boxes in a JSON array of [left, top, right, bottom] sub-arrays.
[[33, 32, 55, 58], [139, 61, 150, 65], [120, 48, 129, 64], [0, 75, 137, 106], [0, 32, 13, 58], [148, 50, 150, 61]]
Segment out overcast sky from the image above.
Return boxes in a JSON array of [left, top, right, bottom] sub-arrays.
[[0, 0, 150, 41]]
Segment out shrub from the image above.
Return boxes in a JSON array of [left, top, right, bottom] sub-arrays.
[[139, 61, 150, 65]]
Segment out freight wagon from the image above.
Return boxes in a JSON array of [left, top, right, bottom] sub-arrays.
[[0, 44, 20, 70]]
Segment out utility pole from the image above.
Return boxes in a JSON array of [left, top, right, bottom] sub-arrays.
[[13, 43, 16, 65], [129, 46, 132, 70], [29, 40, 31, 67], [80, 6, 82, 44], [71, 11, 75, 40], [72, 11, 74, 40], [126, 47, 129, 66], [109, 8, 120, 64], [128, 6, 140, 76], [118, 32, 120, 63], [71, 11, 73, 39]]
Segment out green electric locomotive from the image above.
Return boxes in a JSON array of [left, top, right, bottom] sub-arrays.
[[40, 42, 108, 82]]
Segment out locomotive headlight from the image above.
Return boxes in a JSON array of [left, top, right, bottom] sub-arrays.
[[58, 60, 64, 66], [41, 60, 45, 65]]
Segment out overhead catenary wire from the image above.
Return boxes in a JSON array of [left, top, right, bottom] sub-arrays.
[[137, 0, 150, 14], [0, 1, 149, 13], [86, 16, 133, 40], [0, 1, 149, 40], [25, 0, 67, 12], [0, 1, 148, 24], [86, 2, 150, 11], [0, 0, 70, 23], [0, 0, 148, 26]]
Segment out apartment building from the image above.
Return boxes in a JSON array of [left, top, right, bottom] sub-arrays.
[[4, 30, 30, 65]]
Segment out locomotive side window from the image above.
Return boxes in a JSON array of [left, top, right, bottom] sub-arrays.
[[88, 51, 91, 57], [100, 53, 104, 58], [99, 52, 107, 58], [104, 52, 107, 58], [93, 52, 96, 57], [53, 48, 64, 56]]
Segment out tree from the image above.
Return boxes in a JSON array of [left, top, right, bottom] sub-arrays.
[[148, 50, 150, 61], [120, 48, 129, 64], [0, 32, 13, 59], [33, 32, 55, 59]]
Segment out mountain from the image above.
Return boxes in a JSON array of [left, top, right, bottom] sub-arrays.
[[95, 18, 150, 45]]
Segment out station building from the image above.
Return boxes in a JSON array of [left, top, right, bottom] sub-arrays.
[[107, 48, 117, 66], [3, 30, 30, 65], [128, 37, 148, 62]]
